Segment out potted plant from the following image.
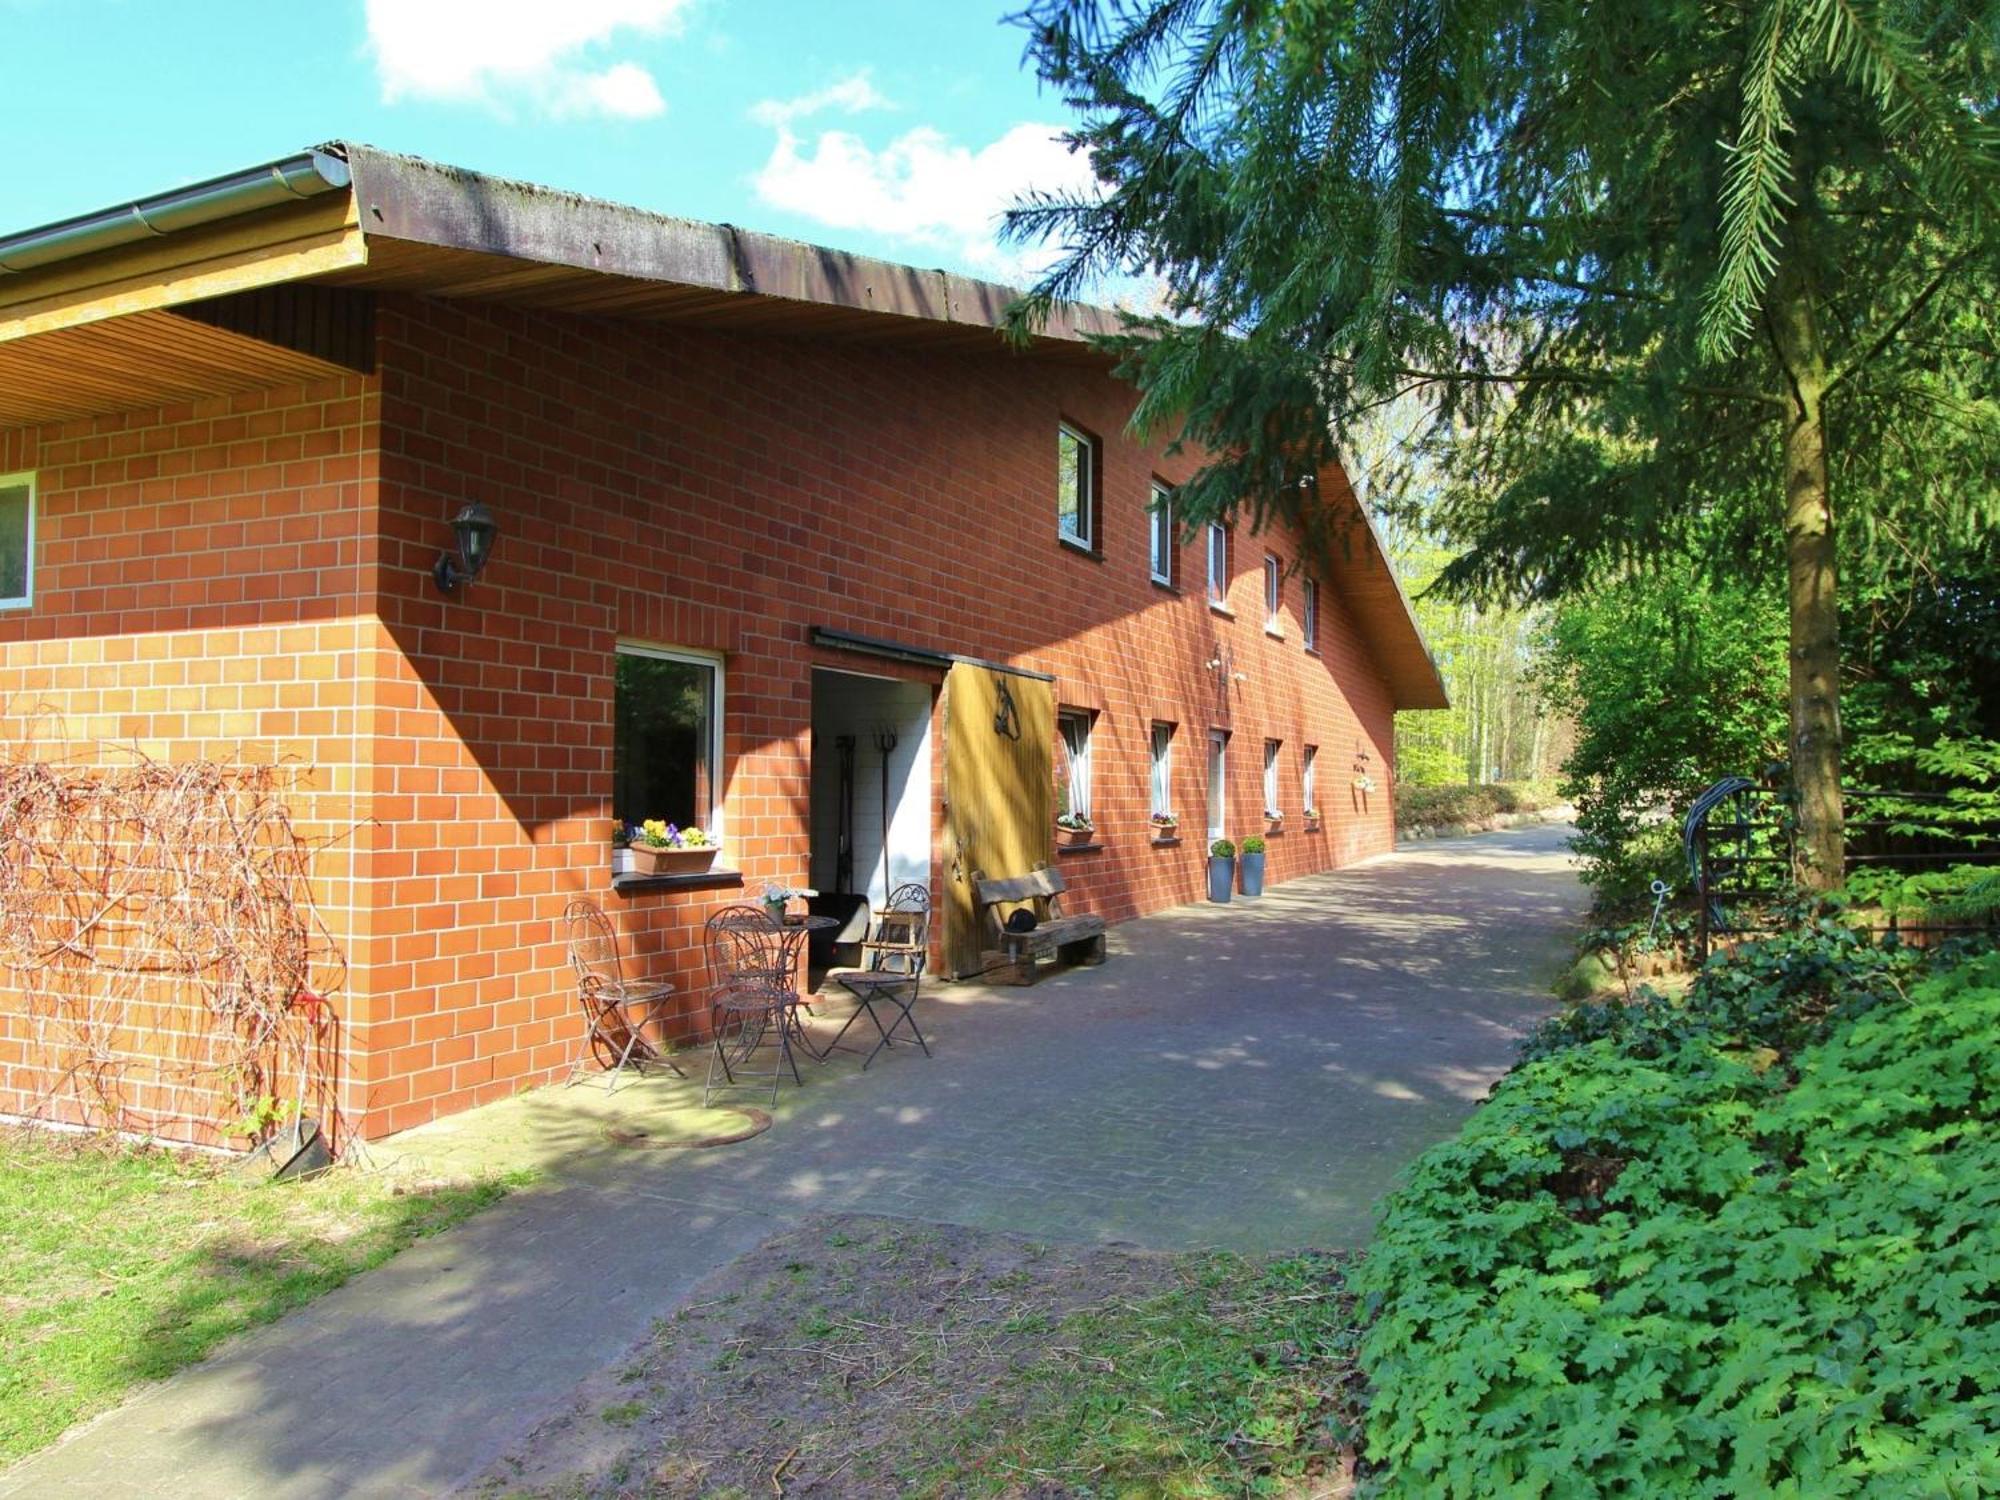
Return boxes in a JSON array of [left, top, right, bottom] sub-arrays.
[[628, 819, 720, 875], [1056, 811, 1097, 847], [610, 825, 636, 877], [1239, 834, 1268, 897], [1150, 812, 1180, 842], [1208, 838, 1236, 903], [760, 881, 813, 925], [1264, 806, 1285, 832], [1302, 805, 1321, 831]]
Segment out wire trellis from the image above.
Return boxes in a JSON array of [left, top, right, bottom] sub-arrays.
[[0, 750, 349, 1149]]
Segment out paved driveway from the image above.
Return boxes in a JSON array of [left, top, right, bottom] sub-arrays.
[[1, 824, 1581, 1499]]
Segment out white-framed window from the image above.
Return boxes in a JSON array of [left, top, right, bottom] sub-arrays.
[[1206, 522, 1228, 604], [1264, 739, 1283, 816], [1058, 708, 1094, 823], [1302, 577, 1319, 651], [0, 471, 35, 611], [1057, 423, 1096, 551], [1303, 744, 1318, 813], [614, 643, 725, 845], [1207, 730, 1228, 840], [1264, 556, 1283, 634], [1150, 721, 1175, 818], [1148, 482, 1174, 585]]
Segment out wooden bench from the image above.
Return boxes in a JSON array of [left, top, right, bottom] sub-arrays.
[[971, 865, 1108, 985]]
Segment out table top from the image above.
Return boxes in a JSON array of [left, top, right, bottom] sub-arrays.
[[714, 911, 838, 932]]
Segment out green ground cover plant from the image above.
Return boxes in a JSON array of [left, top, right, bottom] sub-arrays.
[[1357, 932, 2000, 1496], [0, 1129, 516, 1464]]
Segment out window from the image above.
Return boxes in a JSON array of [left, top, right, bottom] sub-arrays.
[[1302, 577, 1319, 651], [1264, 556, 1283, 634], [1207, 730, 1228, 840], [1057, 424, 1096, 551], [1150, 722, 1175, 818], [613, 644, 724, 844], [1206, 522, 1229, 605], [1148, 483, 1175, 585], [1058, 709, 1094, 823], [0, 472, 34, 610], [1264, 739, 1283, 817], [1303, 744, 1318, 814]]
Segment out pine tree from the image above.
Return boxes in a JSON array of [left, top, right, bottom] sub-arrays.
[[1006, 0, 2000, 886]]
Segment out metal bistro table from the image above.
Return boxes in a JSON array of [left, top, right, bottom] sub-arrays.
[[712, 910, 837, 1061]]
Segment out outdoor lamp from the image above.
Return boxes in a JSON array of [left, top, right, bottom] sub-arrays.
[[433, 501, 499, 593]]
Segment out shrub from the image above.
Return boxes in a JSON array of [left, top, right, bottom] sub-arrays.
[[1358, 943, 2000, 1496], [1210, 838, 1236, 858], [1239, 835, 1267, 854], [1394, 780, 1562, 830]]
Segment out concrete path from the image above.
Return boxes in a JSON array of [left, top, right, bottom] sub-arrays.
[[0, 824, 1581, 1499]]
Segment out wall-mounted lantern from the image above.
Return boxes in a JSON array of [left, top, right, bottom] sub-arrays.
[[433, 501, 499, 594]]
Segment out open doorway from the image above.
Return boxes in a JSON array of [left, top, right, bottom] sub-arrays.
[[808, 669, 933, 981]]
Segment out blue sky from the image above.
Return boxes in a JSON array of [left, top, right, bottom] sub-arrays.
[[1, 0, 1098, 286]]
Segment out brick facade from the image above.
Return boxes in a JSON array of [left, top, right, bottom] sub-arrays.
[[0, 292, 1397, 1144]]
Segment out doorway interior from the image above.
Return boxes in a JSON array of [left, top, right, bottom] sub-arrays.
[[807, 669, 933, 976]]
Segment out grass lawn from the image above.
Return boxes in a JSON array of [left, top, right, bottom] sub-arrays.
[[0, 1126, 519, 1466]]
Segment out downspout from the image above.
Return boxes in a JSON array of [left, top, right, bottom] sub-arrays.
[[0, 148, 351, 275]]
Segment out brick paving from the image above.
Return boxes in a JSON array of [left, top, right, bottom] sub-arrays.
[[0, 825, 1581, 1499]]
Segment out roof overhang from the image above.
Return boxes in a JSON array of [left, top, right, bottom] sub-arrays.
[[0, 141, 1446, 710]]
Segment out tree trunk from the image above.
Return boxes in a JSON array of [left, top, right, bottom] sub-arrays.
[[1770, 263, 1844, 889]]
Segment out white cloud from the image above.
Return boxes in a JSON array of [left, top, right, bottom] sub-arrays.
[[365, 0, 686, 119], [750, 80, 1098, 284]]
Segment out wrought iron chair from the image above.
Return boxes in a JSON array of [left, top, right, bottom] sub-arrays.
[[564, 899, 682, 1091], [824, 882, 933, 1069], [703, 904, 803, 1105]]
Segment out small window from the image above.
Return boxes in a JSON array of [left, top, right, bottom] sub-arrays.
[[1150, 722, 1175, 819], [1264, 556, 1283, 634], [614, 644, 724, 845], [1148, 483, 1175, 585], [0, 472, 34, 610], [1264, 739, 1283, 817], [1058, 424, 1096, 551], [1302, 577, 1319, 651], [1303, 744, 1318, 814], [1058, 709, 1094, 823], [1207, 730, 1228, 840], [1206, 522, 1229, 604]]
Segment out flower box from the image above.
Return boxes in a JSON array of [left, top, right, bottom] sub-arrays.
[[1056, 823, 1097, 847], [629, 844, 719, 877]]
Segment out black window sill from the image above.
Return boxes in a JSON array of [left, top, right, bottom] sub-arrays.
[[1208, 601, 1235, 618], [1303, 644, 1320, 656], [1056, 841, 1105, 856], [1150, 834, 1182, 847], [611, 868, 746, 895], [1265, 625, 1286, 640], [1059, 536, 1104, 562], [1151, 576, 1180, 594]]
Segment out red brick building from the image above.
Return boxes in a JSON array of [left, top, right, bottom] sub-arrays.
[[0, 145, 1444, 1145]]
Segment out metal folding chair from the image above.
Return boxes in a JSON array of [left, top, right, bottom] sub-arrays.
[[825, 882, 932, 1069], [564, 899, 683, 1091], [703, 905, 802, 1105]]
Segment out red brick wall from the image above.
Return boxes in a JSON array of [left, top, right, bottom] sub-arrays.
[[0, 380, 380, 1142], [0, 292, 1397, 1144], [360, 294, 1395, 1135]]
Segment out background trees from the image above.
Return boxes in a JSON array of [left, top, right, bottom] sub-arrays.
[[1008, 0, 2000, 888]]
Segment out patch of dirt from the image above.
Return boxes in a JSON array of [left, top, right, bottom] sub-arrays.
[[463, 1215, 1285, 1499]]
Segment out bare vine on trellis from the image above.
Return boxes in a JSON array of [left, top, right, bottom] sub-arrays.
[[0, 749, 349, 1147]]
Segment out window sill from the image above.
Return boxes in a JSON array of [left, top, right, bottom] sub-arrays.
[[1265, 624, 1285, 640], [611, 868, 746, 895], [1208, 601, 1235, 618], [1055, 841, 1105, 856], [1150, 575, 1179, 594], [1058, 535, 1102, 561], [1150, 834, 1182, 847], [1303, 645, 1320, 657]]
